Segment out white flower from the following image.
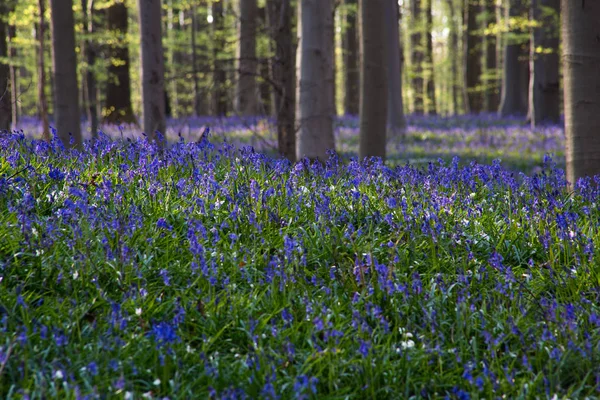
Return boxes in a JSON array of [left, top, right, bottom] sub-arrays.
[[54, 370, 64, 380], [135, 308, 142, 316], [400, 340, 415, 349]]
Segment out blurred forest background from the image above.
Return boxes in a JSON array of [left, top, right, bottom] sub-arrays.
[[0, 0, 598, 181]]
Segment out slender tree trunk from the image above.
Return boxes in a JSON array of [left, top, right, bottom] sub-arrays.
[[424, 0, 436, 115], [342, 0, 359, 115], [167, 0, 178, 116], [529, 0, 560, 127], [236, 0, 258, 116], [257, 5, 274, 116], [8, 23, 17, 128], [385, 0, 406, 136], [105, 1, 136, 124], [50, 0, 82, 148], [212, 0, 227, 116], [190, 3, 203, 116], [0, 7, 10, 132], [499, 0, 528, 116], [296, 0, 335, 162], [267, 0, 296, 160], [37, 0, 50, 141], [82, 0, 98, 137], [410, 0, 424, 114], [562, 0, 600, 182], [484, 0, 500, 112], [359, 0, 387, 159], [446, 0, 459, 114], [138, 0, 166, 139], [465, 0, 483, 113]]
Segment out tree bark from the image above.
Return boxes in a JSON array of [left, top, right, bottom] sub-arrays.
[[50, 0, 82, 148], [190, 3, 205, 116], [212, 0, 227, 116], [424, 0, 436, 115], [82, 0, 98, 137], [562, 0, 600, 183], [236, 0, 258, 116], [8, 23, 17, 128], [105, 1, 136, 125], [296, 0, 335, 162], [267, 0, 296, 161], [138, 0, 166, 139], [484, 0, 500, 112], [342, 0, 359, 115], [529, 0, 560, 127], [0, 6, 10, 132], [446, 0, 459, 114], [410, 0, 424, 114], [499, 0, 528, 116], [359, 0, 387, 160], [385, 0, 406, 136], [465, 0, 483, 114], [37, 0, 50, 141]]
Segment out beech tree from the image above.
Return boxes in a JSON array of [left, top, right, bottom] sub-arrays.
[[385, 0, 406, 136], [37, 0, 50, 141], [424, 0, 436, 114], [236, 0, 258, 116], [562, 0, 600, 182], [529, 0, 560, 127], [138, 0, 166, 138], [267, 0, 296, 161], [0, 5, 10, 131], [465, 0, 483, 114], [342, 0, 359, 116], [50, 0, 82, 148], [81, 0, 98, 137], [296, 0, 335, 162], [359, 0, 387, 159], [410, 0, 424, 114]]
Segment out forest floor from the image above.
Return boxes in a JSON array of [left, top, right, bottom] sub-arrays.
[[2, 115, 597, 399]]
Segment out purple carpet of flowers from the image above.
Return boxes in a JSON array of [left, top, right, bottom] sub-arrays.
[[0, 117, 598, 399]]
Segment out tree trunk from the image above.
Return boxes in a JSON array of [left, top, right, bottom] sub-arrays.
[[484, 0, 500, 112], [0, 7, 10, 132], [359, 0, 387, 160], [410, 0, 424, 114], [138, 0, 166, 139], [529, 0, 560, 127], [342, 0, 359, 115], [424, 0, 436, 115], [562, 0, 600, 183], [257, 5, 274, 116], [465, 0, 483, 114], [37, 0, 50, 141], [82, 0, 98, 137], [50, 0, 82, 148], [212, 0, 227, 116], [236, 0, 258, 116], [499, 0, 528, 116], [267, 0, 296, 161], [190, 3, 204, 116], [446, 0, 458, 114], [8, 23, 17, 128], [385, 0, 406, 136], [105, 1, 136, 125], [296, 0, 335, 162]]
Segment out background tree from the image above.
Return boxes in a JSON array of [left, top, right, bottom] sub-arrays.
[[236, 0, 258, 116], [0, 5, 11, 131], [410, 0, 424, 114], [212, 0, 228, 116], [529, 0, 559, 127], [483, 0, 500, 112], [499, 0, 528, 116], [562, 0, 600, 182], [385, 0, 406, 136], [359, 0, 387, 159], [8, 20, 17, 128], [81, 0, 98, 137], [424, 0, 436, 114], [465, 0, 483, 113], [50, 0, 82, 147], [267, 0, 296, 161], [342, 0, 359, 116], [138, 0, 166, 138], [37, 0, 50, 140], [445, 0, 459, 114], [296, 0, 335, 162], [104, 0, 136, 125]]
